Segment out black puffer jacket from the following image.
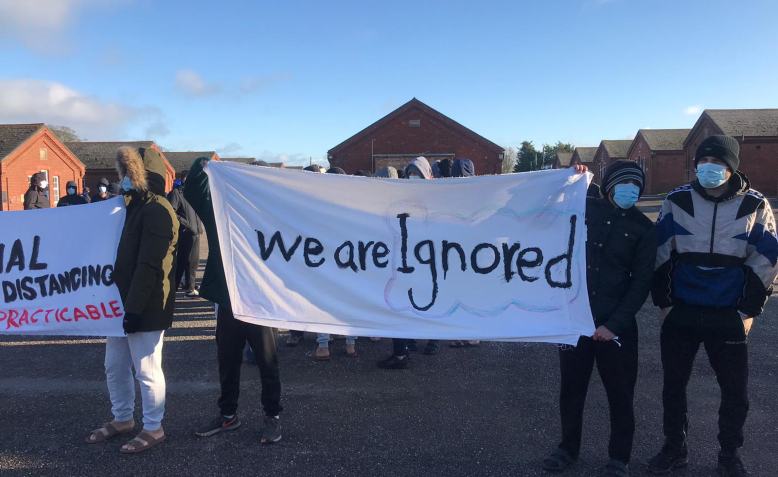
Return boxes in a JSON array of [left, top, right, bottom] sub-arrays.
[[585, 195, 656, 337]]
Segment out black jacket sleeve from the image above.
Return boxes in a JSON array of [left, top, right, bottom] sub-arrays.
[[604, 224, 657, 336]]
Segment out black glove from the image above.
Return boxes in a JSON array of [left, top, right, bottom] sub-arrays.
[[123, 313, 142, 334]]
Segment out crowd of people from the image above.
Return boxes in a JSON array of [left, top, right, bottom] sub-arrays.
[[15, 135, 778, 477]]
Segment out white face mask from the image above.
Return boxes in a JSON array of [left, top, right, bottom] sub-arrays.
[[39, 180, 48, 189], [98, 186, 107, 194]]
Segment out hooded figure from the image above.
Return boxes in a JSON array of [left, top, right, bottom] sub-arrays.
[[92, 177, 113, 202], [88, 146, 178, 453], [23, 172, 50, 210], [375, 166, 398, 179], [452, 158, 475, 178], [57, 180, 88, 207], [113, 146, 179, 332], [437, 158, 453, 178], [404, 156, 433, 180]]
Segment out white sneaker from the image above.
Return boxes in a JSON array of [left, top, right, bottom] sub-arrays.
[[185, 289, 200, 297]]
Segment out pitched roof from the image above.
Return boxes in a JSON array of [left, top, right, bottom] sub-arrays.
[[600, 139, 633, 158], [556, 152, 573, 167], [703, 109, 778, 137], [164, 151, 217, 173], [0, 123, 44, 161], [65, 141, 155, 169], [573, 147, 597, 163], [637, 129, 691, 151], [328, 98, 503, 155]]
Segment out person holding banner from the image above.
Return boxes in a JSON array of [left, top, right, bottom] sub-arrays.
[[648, 135, 778, 477], [543, 161, 655, 476], [86, 146, 178, 454], [184, 156, 284, 445]]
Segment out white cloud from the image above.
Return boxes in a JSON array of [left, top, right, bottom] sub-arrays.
[[683, 105, 703, 116], [217, 142, 243, 155], [0, 0, 125, 52], [175, 69, 220, 97], [0, 78, 165, 139]]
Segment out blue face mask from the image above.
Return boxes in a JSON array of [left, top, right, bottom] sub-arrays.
[[120, 176, 133, 192], [612, 183, 640, 209], [67, 187, 76, 195], [696, 162, 728, 189]]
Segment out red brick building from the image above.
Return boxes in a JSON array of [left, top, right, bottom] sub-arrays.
[[164, 151, 220, 178], [684, 109, 778, 196], [66, 141, 176, 193], [0, 124, 85, 211], [592, 140, 633, 185], [627, 129, 690, 195], [328, 98, 504, 175]]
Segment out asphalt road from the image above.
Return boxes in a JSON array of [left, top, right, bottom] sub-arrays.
[[1, 288, 777, 477]]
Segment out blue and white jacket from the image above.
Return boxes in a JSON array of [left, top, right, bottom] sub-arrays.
[[652, 172, 778, 317]]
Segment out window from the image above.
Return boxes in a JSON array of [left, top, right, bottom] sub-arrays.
[[40, 148, 48, 160], [52, 175, 60, 205], [408, 119, 421, 128]]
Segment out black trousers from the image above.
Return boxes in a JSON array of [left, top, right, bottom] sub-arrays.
[[175, 231, 199, 292], [661, 304, 748, 452], [216, 305, 282, 417], [558, 335, 638, 463]]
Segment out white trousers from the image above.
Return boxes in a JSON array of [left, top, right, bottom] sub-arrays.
[[104, 331, 166, 431]]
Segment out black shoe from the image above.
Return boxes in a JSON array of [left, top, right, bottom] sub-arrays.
[[542, 447, 576, 473], [422, 341, 439, 355], [377, 354, 409, 369], [647, 443, 688, 475], [260, 415, 282, 445], [285, 333, 303, 347], [602, 459, 629, 477], [195, 414, 241, 437], [717, 452, 748, 477], [406, 340, 418, 352]]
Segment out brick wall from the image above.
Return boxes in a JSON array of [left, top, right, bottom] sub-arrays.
[[628, 134, 687, 194], [1, 130, 84, 211], [329, 105, 502, 175]]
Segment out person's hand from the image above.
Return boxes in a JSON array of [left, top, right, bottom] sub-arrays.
[[592, 325, 616, 341], [660, 307, 673, 321], [572, 164, 588, 174], [742, 316, 753, 336], [123, 313, 142, 334]]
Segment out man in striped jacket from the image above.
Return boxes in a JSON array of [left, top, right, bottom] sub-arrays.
[[648, 135, 778, 477]]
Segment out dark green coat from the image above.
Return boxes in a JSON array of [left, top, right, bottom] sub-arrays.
[[183, 157, 230, 308], [113, 149, 179, 332]]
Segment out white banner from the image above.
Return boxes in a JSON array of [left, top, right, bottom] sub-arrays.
[[0, 198, 126, 336], [208, 162, 595, 345]]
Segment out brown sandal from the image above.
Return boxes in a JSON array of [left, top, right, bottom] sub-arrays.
[[119, 430, 166, 454], [85, 421, 135, 444]]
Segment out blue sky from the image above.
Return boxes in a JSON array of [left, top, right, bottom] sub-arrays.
[[1, 0, 777, 165]]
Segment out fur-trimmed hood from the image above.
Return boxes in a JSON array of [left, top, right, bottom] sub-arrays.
[[115, 146, 167, 195]]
